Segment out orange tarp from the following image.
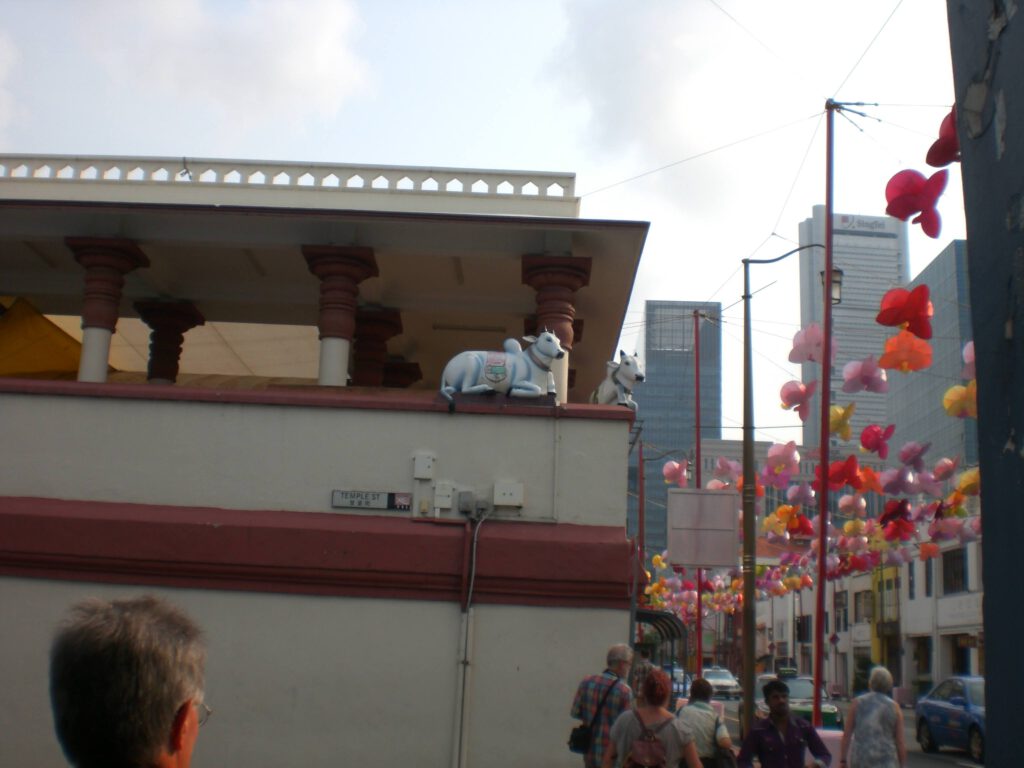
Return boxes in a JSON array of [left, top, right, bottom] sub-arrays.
[[0, 297, 82, 376]]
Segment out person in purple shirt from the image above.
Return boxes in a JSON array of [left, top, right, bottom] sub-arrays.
[[737, 679, 832, 768]]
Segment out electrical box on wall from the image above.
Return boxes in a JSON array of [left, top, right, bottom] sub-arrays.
[[412, 451, 435, 480], [493, 480, 524, 507]]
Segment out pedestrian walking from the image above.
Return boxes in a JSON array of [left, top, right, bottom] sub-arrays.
[[677, 677, 734, 768], [839, 666, 906, 768], [736, 678, 831, 768], [571, 643, 634, 768], [604, 668, 701, 768]]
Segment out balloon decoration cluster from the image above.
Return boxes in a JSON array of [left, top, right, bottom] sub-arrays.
[[643, 268, 980, 623]]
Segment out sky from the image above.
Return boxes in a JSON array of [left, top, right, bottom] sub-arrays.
[[0, 0, 965, 446]]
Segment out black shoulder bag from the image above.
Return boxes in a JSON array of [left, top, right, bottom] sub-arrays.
[[569, 675, 619, 754], [712, 716, 738, 768]]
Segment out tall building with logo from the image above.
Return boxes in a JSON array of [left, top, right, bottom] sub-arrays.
[[629, 300, 722, 558], [798, 206, 910, 451]]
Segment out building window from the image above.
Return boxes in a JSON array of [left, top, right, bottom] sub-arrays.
[[795, 615, 812, 643], [854, 590, 873, 623], [908, 561, 915, 600], [925, 559, 933, 597], [942, 548, 968, 595], [834, 590, 848, 632]]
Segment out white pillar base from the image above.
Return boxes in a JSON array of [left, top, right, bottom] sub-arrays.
[[318, 337, 351, 386], [551, 354, 569, 405], [77, 327, 113, 383]]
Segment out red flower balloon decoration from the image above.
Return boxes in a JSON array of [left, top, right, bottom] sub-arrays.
[[885, 169, 948, 238], [812, 454, 862, 492], [860, 424, 896, 459], [926, 107, 960, 167], [876, 284, 933, 339], [880, 499, 915, 542]]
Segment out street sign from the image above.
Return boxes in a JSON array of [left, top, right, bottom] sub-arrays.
[[331, 490, 411, 511]]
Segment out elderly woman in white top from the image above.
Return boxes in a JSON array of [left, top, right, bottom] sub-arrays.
[[839, 666, 906, 768]]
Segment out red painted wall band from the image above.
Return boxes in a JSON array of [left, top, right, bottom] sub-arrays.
[[0, 497, 631, 609]]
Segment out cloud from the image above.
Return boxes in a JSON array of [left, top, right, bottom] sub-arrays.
[[75, 0, 366, 131], [0, 29, 17, 143]]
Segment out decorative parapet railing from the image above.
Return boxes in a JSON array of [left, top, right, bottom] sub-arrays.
[[0, 154, 580, 217]]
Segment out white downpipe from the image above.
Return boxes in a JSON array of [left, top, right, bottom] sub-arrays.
[[451, 606, 475, 768], [318, 337, 350, 386], [77, 327, 113, 382]]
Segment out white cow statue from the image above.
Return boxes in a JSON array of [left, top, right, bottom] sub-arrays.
[[440, 330, 566, 410], [589, 350, 645, 412]]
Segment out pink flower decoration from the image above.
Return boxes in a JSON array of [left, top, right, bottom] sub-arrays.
[[961, 341, 975, 379], [780, 380, 818, 421], [932, 457, 959, 481], [786, 482, 816, 507], [926, 106, 960, 167], [881, 466, 916, 496], [885, 169, 948, 238], [714, 456, 741, 482], [899, 441, 931, 472], [762, 441, 800, 489], [860, 424, 895, 459], [662, 459, 689, 487], [839, 493, 866, 517], [916, 471, 943, 498], [788, 323, 834, 364], [842, 355, 888, 393]]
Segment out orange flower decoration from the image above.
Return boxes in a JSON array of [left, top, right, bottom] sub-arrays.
[[876, 284, 933, 339], [857, 466, 884, 495], [879, 330, 933, 372], [919, 542, 941, 560]]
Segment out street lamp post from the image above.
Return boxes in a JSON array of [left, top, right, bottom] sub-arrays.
[[741, 242, 823, 737]]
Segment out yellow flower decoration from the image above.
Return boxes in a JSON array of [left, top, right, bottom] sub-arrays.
[[829, 402, 857, 441], [943, 380, 977, 418], [956, 467, 981, 496], [843, 519, 865, 536], [652, 553, 667, 570], [762, 513, 785, 535]]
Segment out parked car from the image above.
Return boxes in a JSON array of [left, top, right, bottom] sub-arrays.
[[738, 670, 843, 739], [915, 675, 985, 763], [703, 666, 742, 699]]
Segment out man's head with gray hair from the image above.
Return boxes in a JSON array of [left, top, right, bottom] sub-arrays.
[[606, 643, 634, 668], [50, 595, 206, 768], [868, 665, 894, 694]]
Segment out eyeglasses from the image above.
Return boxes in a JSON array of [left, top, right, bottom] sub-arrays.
[[196, 701, 213, 727]]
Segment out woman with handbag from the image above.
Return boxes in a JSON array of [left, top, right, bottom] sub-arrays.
[[677, 678, 736, 768], [603, 668, 702, 768]]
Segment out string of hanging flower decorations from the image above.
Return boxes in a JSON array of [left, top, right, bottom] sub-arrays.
[[642, 105, 979, 623]]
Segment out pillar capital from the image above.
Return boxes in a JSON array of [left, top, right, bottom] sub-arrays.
[[67, 237, 149, 331], [134, 300, 206, 383], [302, 245, 378, 340], [521, 254, 591, 350]]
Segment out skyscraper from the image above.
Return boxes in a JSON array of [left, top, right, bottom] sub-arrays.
[[798, 206, 910, 451], [886, 240, 977, 466], [629, 300, 722, 558]]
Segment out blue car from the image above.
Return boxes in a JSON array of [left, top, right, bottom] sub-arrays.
[[915, 675, 985, 763]]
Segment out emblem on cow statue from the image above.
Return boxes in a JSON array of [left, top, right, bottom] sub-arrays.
[[440, 330, 566, 411], [589, 350, 645, 412]]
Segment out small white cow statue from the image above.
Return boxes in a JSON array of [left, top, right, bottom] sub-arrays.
[[590, 350, 645, 412], [440, 330, 566, 410]]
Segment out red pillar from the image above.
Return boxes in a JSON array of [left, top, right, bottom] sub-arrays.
[[351, 307, 403, 387], [134, 300, 206, 383]]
